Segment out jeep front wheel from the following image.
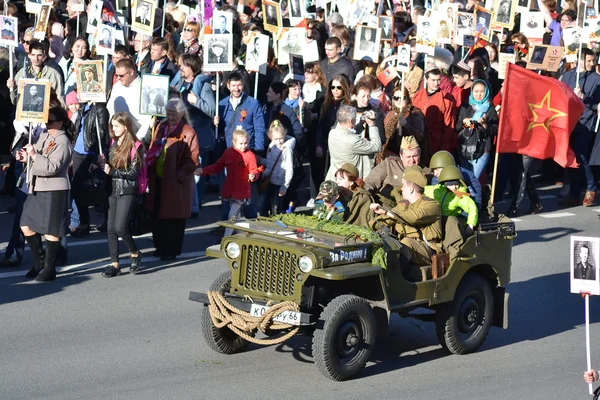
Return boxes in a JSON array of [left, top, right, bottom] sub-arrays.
[[312, 295, 376, 381], [435, 273, 494, 355], [201, 271, 250, 354]]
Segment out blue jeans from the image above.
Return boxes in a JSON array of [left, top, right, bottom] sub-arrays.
[[461, 152, 489, 180]]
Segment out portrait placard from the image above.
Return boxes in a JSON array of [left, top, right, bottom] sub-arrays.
[[245, 32, 269, 74], [278, 28, 306, 65], [212, 11, 233, 34], [33, 5, 51, 40], [288, 0, 306, 26], [527, 45, 563, 71], [263, 1, 282, 33], [75, 60, 106, 102], [497, 52, 515, 80], [353, 25, 381, 62], [0, 16, 18, 47], [416, 16, 436, 55], [492, 0, 516, 29], [521, 11, 545, 38], [302, 39, 320, 63], [71, 0, 85, 12], [586, 16, 600, 41], [436, 17, 452, 44], [397, 43, 411, 73], [140, 74, 169, 116], [95, 24, 115, 56], [570, 236, 600, 295], [25, 0, 51, 15], [203, 34, 233, 72], [456, 12, 475, 45], [16, 79, 51, 124], [290, 54, 305, 81], [86, 0, 104, 34], [563, 27, 583, 63], [516, 0, 530, 14], [379, 16, 394, 41], [132, 0, 157, 35], [474, 6, 493, 41]]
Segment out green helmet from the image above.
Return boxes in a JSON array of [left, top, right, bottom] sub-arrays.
[[429, 150, 456, 169], [438, 165, 464, 183]]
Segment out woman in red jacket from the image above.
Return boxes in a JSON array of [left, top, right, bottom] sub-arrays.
[[196, 129, 259, 236]]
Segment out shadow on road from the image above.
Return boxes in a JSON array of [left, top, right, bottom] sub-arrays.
[[0, 275, 91, 305], [513, 227, 583, 246]]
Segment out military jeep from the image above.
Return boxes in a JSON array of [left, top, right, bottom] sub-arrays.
[[189, 216, 514, 381]]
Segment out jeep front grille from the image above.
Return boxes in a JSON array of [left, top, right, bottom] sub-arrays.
[[241, 245, 298, 296]]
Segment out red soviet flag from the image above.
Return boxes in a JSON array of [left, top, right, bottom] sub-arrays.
[[497, 63, 584, 168]]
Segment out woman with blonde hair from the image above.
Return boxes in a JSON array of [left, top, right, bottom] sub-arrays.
[[98, 112, 144, 277], [176, 20, 201, 57]]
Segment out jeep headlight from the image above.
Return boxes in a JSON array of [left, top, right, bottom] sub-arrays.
[[298, 256, 314, 273], [225, 242, 241, 259]]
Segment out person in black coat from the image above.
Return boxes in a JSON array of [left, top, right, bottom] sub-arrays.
[[141, 37, 177, 80]]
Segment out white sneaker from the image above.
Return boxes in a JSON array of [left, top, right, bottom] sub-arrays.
[[306, 198, 315, 208], [559, 184, 570, 198]]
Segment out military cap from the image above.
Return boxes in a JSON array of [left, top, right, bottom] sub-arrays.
[[403, 166, 427, 188], [211, 40, 226, 49], [400, 135, 419, 150], [316, 180, 339, 202], [340, 163, 359, 177], [83, 66, 94, 73]]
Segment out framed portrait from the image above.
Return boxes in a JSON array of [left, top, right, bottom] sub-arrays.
[[75, 60, 106, 102], [140, 74, 169, 116], [0, 16, 18, 47], [33, 5, 51, 40], [203, 34, 233, 72], [397, 43, 411, 73], [278, 28, 306, 65], [245, 32, 270, 74], [570, 236, 600, 295], [132, 0, 157, 35], [416, 16, 436, 55], [263, 1, 282, 33], [95, 24, 115, 56], [16, 79, 51, 124], [563, 27, 583, 62], [212, 11, 233, 34], [86, 0, 104, 34], [436, 17, 452, 44], [288, 0, 306, 26], [71, 0, 85, 12], [521, 11, 545, 39], [25, 0, 49, 15], [114, 28, 125, 47], [346, 0, 374, 27], [289, 54, 305, 81], [516, 0, 530, 14], [353, 25, 381, 63], [474, 6, 493, 41], [492, 0, 516, 29], [456, 12, 475, 45], [379, 16, 394, 41], [442, 3, 459, 30], [527, 44, 563, 71], [528, 45, 547, 65]]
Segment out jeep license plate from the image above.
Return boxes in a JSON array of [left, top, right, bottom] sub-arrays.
[[249, 304, 301, 326]]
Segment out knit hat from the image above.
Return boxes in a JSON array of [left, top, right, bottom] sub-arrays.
[[403, 166, 427, 189], [65, 91, 79, 105]]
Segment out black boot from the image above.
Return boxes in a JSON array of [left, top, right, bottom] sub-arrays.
[[25, 234, 44, 279], [36, 240, 59, 282]]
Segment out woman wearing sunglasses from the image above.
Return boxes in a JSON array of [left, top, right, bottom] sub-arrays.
[[380, 85, 426, 163], [175, 21, 201, 57]]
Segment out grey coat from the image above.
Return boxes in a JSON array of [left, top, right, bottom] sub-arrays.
[[28, 130, 73, 193], [325, 124, 382, 181]]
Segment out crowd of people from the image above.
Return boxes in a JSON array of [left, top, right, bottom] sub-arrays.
[[0, 0, 599, 282]]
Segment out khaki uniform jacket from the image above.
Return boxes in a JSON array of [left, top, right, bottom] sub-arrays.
[[364, 156, 405, 198], [391, 196, 443, 250], [344, 188, 375, 228], [28, 130, 73, 193]]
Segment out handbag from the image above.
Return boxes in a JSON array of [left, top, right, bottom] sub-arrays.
[[78, 168, 106, 206], [128, 195, 152, 236], [458, 123, 487, 161]]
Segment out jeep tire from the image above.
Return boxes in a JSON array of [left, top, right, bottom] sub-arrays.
[[312, 295, 376, 381], [435, 273, 494, 355], [201, 271, 250, 354]]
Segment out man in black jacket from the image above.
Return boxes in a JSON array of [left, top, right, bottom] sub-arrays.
[[140, 37, 178, 80], [70, 102, 110, 237], [319, 37, 354, 83]]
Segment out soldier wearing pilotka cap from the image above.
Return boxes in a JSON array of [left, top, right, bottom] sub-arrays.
[[369, 166, 442, 278]]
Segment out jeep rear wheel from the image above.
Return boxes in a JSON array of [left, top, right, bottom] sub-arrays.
[[312, 295, 376, 381], [435, 273, 494, 355], [201, 271, 250, 354]]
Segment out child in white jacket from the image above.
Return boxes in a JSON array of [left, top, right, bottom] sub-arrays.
[[258, 121, 296, 216]]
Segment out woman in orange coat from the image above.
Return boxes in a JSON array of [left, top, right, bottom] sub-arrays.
[[146, 99, 199, 260]]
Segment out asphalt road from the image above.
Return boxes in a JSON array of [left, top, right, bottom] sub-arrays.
[[0, 183, 599, 400]]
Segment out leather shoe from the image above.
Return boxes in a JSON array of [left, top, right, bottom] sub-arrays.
[[96, 222, 107, 232], [101, 266, 121, 277], [130, 251, 143, 274], [583, 190, 597, 207]]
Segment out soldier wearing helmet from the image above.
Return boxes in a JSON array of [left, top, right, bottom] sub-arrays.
[[429, 150, 482, 207]]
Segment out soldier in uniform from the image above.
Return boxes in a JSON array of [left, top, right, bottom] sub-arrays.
[[364, 135, 422, 203], [313, 181, 347, 222], [369, 166, 442, 278]]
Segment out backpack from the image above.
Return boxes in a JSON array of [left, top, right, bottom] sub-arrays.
[[111, 140, 148, 194]]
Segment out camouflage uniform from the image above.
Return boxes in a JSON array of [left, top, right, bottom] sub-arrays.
[[313, 181, 347, 222]]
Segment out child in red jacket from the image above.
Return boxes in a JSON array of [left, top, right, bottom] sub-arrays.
[[195, 129, 259, 236]]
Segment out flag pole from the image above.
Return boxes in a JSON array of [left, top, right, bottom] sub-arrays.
[[491, 63, 511, 203], [254, 70, 259, 99], [215, 72, 220, 139], [575, 32, 583, 89]]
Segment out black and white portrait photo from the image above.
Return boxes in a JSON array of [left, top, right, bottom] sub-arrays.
[[493, 0, 514, 27], [16, 78, 51, 124], [213, 11, 232, 34], [437, 18, 451, 43], [288, 0, 304, 20], [529, 46, 547, 64], [245, 33, 269, 72], [96, 24, 115, 56], [278, 28, 305, 65], [132, 0, 156, 35], [517, 0, 529, 9], [203, 34, 233, 72], [397, 44, 410, 73], [379, 16, 393, 41], [571, 237, 600, 295], [416, 16, 435, 55], [263, 1, 281, 33], [290, 54, 305, 81], [522, 11, 545, 39], [457, 11, 475, 42], [86, 0, 103, 34], [0, 16, 17, 47], [353, 25, 381, 63], [140, 73, 169, 116]]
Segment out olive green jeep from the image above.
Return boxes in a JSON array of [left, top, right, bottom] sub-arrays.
[[189, 215, 514, 381]]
